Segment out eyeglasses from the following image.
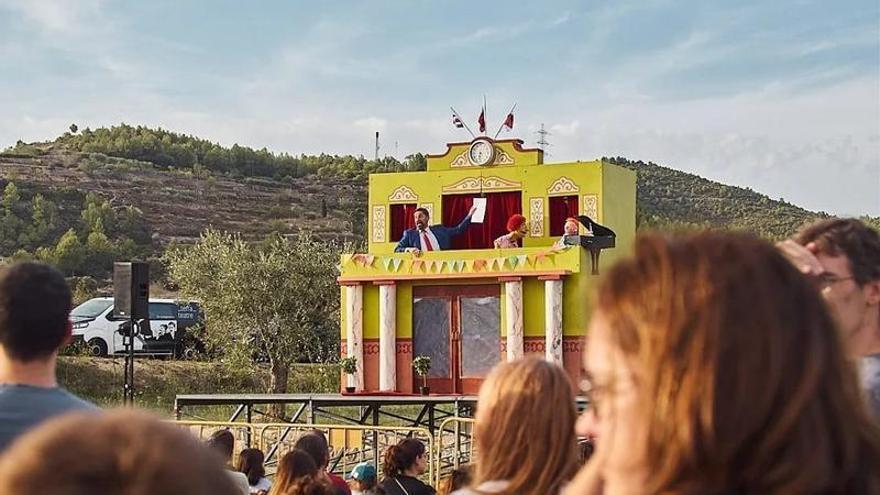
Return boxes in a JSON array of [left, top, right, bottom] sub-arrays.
[[816, 273, 855, 290]]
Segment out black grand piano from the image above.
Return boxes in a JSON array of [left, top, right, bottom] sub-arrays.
[[562, 215, 616, 275]]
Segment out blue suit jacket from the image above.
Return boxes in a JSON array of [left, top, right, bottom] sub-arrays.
[[394, 215, 472, 252]]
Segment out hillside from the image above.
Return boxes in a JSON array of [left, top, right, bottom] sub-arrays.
[[1, 125, 875, 283]]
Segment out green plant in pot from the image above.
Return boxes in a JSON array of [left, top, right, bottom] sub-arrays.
[[412, 355, 431, 395], [339, 356, 358, 393]]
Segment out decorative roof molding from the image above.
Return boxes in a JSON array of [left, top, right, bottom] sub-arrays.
[[442, 176, 522, 194], [547, 177, 580, 196], [493, 149, 514, 165], [388, 185, 418, 203], [450, 151, 471, 168]]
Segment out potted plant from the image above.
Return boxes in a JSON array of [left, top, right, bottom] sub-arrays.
[[339, 356, 358, 393], [412, 355, 432, 395]]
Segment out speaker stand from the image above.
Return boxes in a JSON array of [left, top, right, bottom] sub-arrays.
[[122, 318, 138, 406]]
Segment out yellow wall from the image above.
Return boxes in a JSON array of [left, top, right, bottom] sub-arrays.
[[370, 160, 606, 253], [342, 139, 637, 345]]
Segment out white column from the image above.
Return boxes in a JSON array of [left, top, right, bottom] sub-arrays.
[[378, 283, 397, 391], [344, 284, 364, 391], [544, 279, 563, 365], [505, 279, 524, 361]]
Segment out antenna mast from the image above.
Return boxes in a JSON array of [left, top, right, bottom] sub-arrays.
[[536, 123, 552, 157]]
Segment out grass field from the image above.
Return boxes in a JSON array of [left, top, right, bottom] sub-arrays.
[[57, 356, 340, 417]]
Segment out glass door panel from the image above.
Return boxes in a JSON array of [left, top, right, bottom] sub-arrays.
[[459, 296, 501, 393]]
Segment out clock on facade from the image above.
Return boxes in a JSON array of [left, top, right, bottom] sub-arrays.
[[467, 138, 496, 166]]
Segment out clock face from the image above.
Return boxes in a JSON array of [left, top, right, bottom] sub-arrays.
[[468, 139, 495, 166]]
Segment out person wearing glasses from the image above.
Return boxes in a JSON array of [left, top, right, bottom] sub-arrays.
[[566, 232, 880, 495], [778, 218, 880, 419]]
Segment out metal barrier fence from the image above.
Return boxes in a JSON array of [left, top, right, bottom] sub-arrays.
[[256, 423, 433, 484], [171, 420, 259, 466], [434, 417, 476, 486]]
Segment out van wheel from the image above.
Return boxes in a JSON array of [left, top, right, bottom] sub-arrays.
[[87, 338, 108, 357]]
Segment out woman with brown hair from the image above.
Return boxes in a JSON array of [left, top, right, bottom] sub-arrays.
[[379, 438, 434, 495], [566, 232, 880, 495], [453, 357, 578, 495], [269, 449, 332, 495], [238, 448, 272, 494]]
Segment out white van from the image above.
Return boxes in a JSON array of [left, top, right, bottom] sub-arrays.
[[70, 297, 202, 357]]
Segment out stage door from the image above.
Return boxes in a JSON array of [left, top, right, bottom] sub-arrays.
[[412, 285, 501, 394]]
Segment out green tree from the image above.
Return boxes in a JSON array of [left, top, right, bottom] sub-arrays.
[[165, 229, 343, 417], [53, 229, 85, 274]]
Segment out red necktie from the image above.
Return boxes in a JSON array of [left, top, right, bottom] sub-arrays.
[[421, 232, 434, 251]]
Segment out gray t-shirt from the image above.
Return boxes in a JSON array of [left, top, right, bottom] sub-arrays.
[[0, 384, 96, 451], [861, 354, 880, 421]]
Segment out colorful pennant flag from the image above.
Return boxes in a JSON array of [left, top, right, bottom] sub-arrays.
[[516, 254, 528, 267], [392, 258, 403, 272], [507, 256, 518, 268], [474, 259, 487, 271], [383, 258, 393, 270]]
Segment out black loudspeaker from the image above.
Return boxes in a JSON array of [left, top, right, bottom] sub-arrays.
[[113, 262, 149, 319]]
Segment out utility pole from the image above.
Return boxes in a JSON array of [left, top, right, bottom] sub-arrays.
[[536, 124, 552, 157]]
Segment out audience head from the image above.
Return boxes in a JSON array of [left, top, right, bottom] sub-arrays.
[[506, 214, 527, 236], [348, 461, 377, 490], [237, 448, 266, 486], [440, 464, 472, 495], [794, 218, 880, 338], [0, 409, 240, 495], [0, 261, 72, 362], [294, 430, 330, 469], [269, 449, 328, 495], [564, 217, 579, 236], [414, 208, 430, 231], [382, 438, 428, 478], [206, 429, 236, 464], [575, 231, 880, 494], [474, 357, 577, 495]]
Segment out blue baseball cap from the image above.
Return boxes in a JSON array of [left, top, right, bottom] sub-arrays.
[[349, 462, 377, 482]]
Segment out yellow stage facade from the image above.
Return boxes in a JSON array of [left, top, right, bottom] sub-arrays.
[[338, 138, 635, 394]]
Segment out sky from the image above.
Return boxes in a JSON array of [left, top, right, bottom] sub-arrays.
[[0, 0, 878, 216]]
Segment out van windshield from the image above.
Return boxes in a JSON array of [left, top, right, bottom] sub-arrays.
[[71, 299, 113, 319]]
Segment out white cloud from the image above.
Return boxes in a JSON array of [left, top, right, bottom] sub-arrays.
[[550, 120, 580, 137], [354, 117, 387, 133]]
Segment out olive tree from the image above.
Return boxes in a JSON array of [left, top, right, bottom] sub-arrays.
[[165, 229, 342, 404]]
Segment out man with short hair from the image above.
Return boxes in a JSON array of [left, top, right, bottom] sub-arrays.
[[779, 218, 880, 418], [394, 206, 477, 255], [0, 262, 96, 451], [206, 429, 250, 495]]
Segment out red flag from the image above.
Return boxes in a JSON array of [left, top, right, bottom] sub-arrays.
[[478, 108, 486, 133], [503, 112, 514, 130], [452, 114, 464, 128]]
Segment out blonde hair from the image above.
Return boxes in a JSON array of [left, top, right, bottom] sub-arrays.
[[473, 357, 577, 495], [0, 409, 241, 495], [596, 231, 880, 493]]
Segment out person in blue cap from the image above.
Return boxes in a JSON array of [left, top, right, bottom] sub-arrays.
[[348, 462, 383, 495]]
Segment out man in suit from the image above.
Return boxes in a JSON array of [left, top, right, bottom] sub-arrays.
[[395, 206, 477, 255]]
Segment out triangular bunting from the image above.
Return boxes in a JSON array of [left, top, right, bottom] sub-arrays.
[[383, 258, 393, 270], [392, 258, 403, 271], [517, 254, 528, 267], [507, 256, 518, 268], [497, 257, 507, 269], [474, 259, 487, 272], [364, 254, 375, 267]]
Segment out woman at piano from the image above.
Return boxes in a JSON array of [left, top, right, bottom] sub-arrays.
[[494, 214, 528, 248]]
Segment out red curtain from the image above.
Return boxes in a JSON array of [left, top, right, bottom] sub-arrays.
[[549, 195, 579, 236], [442, 192, 522, 250], [390, 204, 416, 242]]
